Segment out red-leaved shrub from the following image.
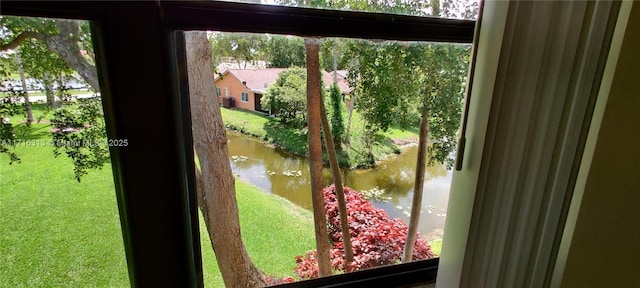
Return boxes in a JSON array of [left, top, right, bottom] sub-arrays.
[[266, 276, 295, 285], [294, 185, 434, 279]]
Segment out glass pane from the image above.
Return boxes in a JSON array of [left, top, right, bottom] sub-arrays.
[[188, 31, 470, 286], [0, 16, 129, 286], [218, 0, 480, 20]]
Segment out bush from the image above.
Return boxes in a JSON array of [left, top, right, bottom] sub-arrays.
[[263, 67, 307, 128], [294, 185, 434, 279], [329, 83, 345, 149]]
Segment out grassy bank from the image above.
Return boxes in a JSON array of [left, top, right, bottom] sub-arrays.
[[201, 181, 315, 286], [0, 121, 315, 286], [220, 107, 418, 168]]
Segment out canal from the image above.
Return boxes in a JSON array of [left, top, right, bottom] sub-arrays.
[[227, 130, 451, 240]]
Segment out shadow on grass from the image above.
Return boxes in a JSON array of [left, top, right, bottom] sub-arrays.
[[374, 134, 402, 155], [14, 123, 51, 140], [262, 120, 308, 157]]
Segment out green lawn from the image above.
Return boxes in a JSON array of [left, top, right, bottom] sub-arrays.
[[0, 121, 315, 287], [201, 181, 315, 286], [0, 124, 129, 287], [220, 107, 418, 168]]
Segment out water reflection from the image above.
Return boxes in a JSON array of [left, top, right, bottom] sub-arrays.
[[227, 130, 451, 239]]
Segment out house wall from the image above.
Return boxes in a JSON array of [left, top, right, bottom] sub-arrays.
[[561, 2, 640, 287], [214, 72, 256, 111]]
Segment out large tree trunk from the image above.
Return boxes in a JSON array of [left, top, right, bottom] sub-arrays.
[[46, 20, 100, 92], [186, 31, 267, 288], [1, 21, 101, 92], [15, 52, 33, 123], [320, 99, 353, 264], [402, 109, 430, 262], [304, 38, 332, 277]]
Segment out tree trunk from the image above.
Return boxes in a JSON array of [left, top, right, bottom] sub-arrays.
[[332, 42, 338, 84], [320, 99, 354, 264], [44, 79, 56, 109], [185, 31, 267, 288], [402, 109, 430, 262], [15, 52, 33, 123], [345, 93, 355, 145], [304, 38, 332, 277], [46, 20, 100, 92], [1, 21, 99, 92]]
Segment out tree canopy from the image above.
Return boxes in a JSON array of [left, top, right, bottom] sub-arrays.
[[266, 35, 306, 68], [209, 32, 267, 69], [0, 16, 98, 91], [263, 67, 308, 126]]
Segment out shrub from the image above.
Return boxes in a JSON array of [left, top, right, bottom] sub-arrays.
[[263, 67, 307, 128], [329, 83, 345, 149], [294, 185, 434, 279]]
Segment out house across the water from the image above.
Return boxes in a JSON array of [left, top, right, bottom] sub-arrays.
[[214, 68, 351, 113]]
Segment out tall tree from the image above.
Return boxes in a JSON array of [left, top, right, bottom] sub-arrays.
[[304, 37, 332, 277], [209, 32, 267, 69], [320, 97, 354, 264], [328, 83, 345, 149], [17, 38, 74, 109], [186, 31, 267, 287], [0, 17, 99, 92], [266, 35, 306, 68], [14, 51, 33, 122], [336, 0, 475, 261], [262, 67, 308, 126], [400, 0, 476, 261], [320, 38, 347, 72]]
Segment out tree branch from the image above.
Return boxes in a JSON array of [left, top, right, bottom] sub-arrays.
[[56, 20, 80, 43], [1, 31, 45, 51]]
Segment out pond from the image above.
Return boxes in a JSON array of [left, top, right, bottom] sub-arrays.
[[227, 130, 451, 240]]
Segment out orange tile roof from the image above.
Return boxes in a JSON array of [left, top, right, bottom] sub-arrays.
[[216, 68, 351, 94]]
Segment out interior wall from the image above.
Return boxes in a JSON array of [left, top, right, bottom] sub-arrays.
[[560, 2, 640, 287]]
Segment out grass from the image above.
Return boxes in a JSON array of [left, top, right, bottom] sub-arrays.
[[429, 239, 442, 257], [1, 118, 315, 286], [220, 107, 419, 168], [0, 123, 129, 287], [200, 181, 315, 286]]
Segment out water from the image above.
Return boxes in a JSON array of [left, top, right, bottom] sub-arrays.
[[227, 130, 451, 240]]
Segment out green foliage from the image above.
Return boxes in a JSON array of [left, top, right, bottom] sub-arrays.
[[0, 124, 314, 286], [0, 52, 17, 78], [408, 43, 470, 167], [50, 98, 109, 181], [266, 35, 306, 68], [1, 16, 89, 104], [0, 16, 59, 39], [345, 41, 422, 134], [328, 83, 345, 149], [263, 67, 308, 128], [19, 39, 75, 93], [320, 38, 348, 72], [277, 0, 478, 169], [344, 40, 471, 167], [0, 89, 28, 163], [209, 32, 267, 68], [221, 107, 412, 169]]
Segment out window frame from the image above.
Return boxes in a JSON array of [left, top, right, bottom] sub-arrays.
[[0, 1, 475, 287], [241, 92, 249, 102]]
